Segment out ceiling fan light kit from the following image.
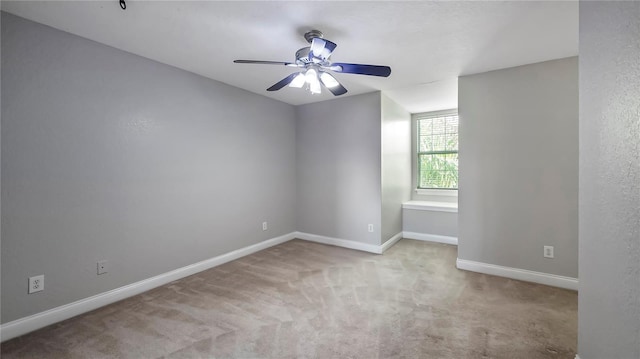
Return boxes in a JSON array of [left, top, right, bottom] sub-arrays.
[[234, 30, 391, 96]]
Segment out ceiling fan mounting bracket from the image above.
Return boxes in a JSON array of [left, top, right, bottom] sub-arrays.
[[303, 30, 324, 44]]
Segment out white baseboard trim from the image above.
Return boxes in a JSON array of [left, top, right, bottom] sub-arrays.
[[456, 258, 578, 291], [294, 232, 384, 254], [403, 231, 458, 245], [381, 232, 403, 253], [0, 232, 297, 342], [294, 231, 402, 254]]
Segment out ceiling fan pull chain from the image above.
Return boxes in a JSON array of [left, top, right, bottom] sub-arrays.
[[119, 0, 126, 10]]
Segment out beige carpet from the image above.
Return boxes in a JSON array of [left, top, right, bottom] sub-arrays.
[[1, 239, 577, 358]]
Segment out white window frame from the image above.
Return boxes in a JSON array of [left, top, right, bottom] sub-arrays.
[[412, 109, 459, 197]]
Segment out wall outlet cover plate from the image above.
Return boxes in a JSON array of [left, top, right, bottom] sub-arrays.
[[28, 275, 44, 294]]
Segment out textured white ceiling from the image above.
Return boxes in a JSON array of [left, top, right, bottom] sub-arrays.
[[1, 1, 578, 112]]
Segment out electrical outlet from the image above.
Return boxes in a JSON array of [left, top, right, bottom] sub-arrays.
[[97, 260, 108, 275], [262, 222, 268, 231], [544, 246, 554, 258], [368, 224, 374, 233], [28, 275, 44, 294]]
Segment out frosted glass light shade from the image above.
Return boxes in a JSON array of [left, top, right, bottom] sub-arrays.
[[319, 72, 340, 88], [305, 69, 322, 94], [289, 73, 306, 88]]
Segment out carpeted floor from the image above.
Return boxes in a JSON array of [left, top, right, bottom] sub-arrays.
[[1, 239, 577, 358]]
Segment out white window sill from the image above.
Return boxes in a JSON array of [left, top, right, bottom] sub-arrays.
[[402, 200, 458, 213], [415, 188, 458, 197]]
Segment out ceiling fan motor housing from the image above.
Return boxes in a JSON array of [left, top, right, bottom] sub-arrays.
[[295, 47, 332, 67], [295, 47, 312, 64]]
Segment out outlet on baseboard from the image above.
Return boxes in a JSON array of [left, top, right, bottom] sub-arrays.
[[544, 246, 554, 258], [368, 224, 374, 233], [262, 222, 268, 231], [28, 275, 44, 294]]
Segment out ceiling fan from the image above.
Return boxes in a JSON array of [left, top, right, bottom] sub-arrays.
[[233, 30, 391, 96]]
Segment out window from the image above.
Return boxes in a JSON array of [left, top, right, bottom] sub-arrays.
[[416, 111, 459, 189]]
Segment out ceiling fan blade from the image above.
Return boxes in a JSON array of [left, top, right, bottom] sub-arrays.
[[234, 60, 297, 67], [325, 82, 348, 96], [309, 38, 337, 60], [330, 63, 391, 77], [267, 73, 299, 91], [319, 72, 347, 96]]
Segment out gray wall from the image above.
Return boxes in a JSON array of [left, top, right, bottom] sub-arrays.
[[1, 13, 297, 323], [296, 92, 382, 245], [380, 94, 411, 243], [0, 11, 3, 325], [578, 2, 640, 358], [458, 57, 578, 278], [403, 210, 457, 238]]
